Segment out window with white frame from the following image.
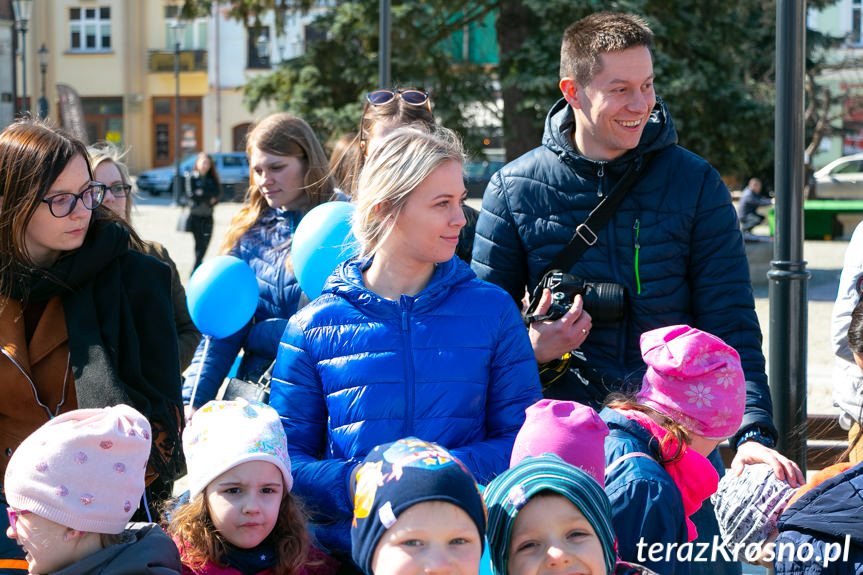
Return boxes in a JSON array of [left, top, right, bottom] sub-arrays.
[[69, 6, 112, 52], [854, 0, 863, 46], [163, 6, 208, 51]]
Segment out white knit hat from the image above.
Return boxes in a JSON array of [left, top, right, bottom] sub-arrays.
[[183, 399, 293, 498], [4, 404, 151, 534]]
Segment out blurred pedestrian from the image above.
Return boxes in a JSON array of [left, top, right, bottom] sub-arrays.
[[186, 152, 221, 271], [737, 177, 772, 234]]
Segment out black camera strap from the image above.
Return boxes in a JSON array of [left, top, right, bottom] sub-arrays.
[[524, 153, 651, 323]]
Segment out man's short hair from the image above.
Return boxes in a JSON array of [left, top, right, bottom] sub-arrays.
[[560, 12, 654, 86]]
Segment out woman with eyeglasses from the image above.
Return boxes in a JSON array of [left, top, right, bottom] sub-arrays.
[[182, 113, 335, 419], [88, 142, 201, 370], [185, 152, 221, 271], [269, 126, 541, 562], [0, 118, 185, 568], [338, 88, 480, 263]]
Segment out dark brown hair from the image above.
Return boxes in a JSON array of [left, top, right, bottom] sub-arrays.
[[605, 392, 691, 465], [560, 12, 654, 86], [167, 490, 311, 575]]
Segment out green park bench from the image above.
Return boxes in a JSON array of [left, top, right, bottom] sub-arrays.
[[768, 200, 863, 239]]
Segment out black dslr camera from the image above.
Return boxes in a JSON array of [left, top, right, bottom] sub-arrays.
[[541, 271, 625, 323]]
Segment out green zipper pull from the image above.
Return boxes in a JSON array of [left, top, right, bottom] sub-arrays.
[[634, 218, 642, 295]]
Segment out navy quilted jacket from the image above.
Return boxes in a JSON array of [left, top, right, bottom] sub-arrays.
[[471, 97, 773, 443], [773, 462, 863, 574], [183, 208, 304, 406], [269, 255, 542, 554]]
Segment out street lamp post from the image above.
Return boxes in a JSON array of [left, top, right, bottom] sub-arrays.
[[12, 0, 34, 116], [38, 42, 48, 119], [169, 20, 186, 206]]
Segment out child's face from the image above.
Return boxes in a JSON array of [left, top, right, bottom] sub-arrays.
[[6, 509, 77, 574], [507, 493, 607, 575], [371, 501, 482, 575], [205, 460, 284, 549]]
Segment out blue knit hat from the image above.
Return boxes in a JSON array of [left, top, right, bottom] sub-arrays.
[[350, 438, 486, 575], [483, 454, 616, 575]]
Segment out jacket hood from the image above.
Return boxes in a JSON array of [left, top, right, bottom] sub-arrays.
[[778, 461, 863, 545], [542, 96, 678, 172], [322, 255, 477, 317], [53, 523, 182, 575]]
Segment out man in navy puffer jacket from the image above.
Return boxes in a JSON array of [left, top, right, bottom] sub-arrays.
[[472, 12, 801, 575]]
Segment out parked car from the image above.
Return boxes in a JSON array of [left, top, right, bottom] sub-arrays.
[[812, 153, 863, 200], [135, 152, 250, 201]]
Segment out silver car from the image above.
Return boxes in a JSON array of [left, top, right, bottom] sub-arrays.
[[135, 152, 249, 201], [813, 153, 863, 199]]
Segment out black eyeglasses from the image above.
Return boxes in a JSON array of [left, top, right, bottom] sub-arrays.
[[366, 89, 431, 110], [41, 182, 106, 218], [106, 184, 132, 198]]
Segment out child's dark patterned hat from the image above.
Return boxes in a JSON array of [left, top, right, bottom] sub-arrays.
[[350, 437, 486, 574]]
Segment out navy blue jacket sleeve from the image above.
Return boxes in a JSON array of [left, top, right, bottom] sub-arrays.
[[471, 171, 529, 305], [182, 324, 250, 407], [687, 167, 775, 442]]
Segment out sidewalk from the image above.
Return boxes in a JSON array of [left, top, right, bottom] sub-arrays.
[[131, 194, 847, 417]]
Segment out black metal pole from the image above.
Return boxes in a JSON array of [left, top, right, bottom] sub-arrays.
[[768, 0, 809, 472], [379, 0, 390, 89], [20, 25, 28, 114], [39, 62, 47, 119], [173, 40, 182, 206]]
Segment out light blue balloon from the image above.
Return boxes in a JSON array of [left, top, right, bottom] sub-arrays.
[[187, 255, 259, 338], [291, 201, 359, 299]]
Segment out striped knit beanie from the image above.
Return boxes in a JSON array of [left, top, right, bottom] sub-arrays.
[[484, 454, 615, 575]]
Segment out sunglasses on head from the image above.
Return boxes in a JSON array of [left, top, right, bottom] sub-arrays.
[[365, 89, 431, 109]]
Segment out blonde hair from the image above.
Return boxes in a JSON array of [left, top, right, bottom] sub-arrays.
[[87, 141, 135, 222], [220, 113, 334, 255], [352, 125, 464, 260], [166, 490, 311, 575]]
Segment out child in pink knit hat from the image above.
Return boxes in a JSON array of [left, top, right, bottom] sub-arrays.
[[599, 325, 746, 575], [510, 399, 609, 486], [4, 404, 182, 575]]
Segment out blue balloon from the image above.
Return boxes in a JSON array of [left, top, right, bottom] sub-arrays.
[[187, 255, 259, 338], [292, 201, 359, 299]]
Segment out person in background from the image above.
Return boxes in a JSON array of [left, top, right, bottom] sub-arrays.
[[831, 220, 863, 463], [350, 438, 487, 575], [88, 142, 201, 370], [342, 88, 478, 264], [182, 113, 335, 418], [736, 177, 773, 234], [0, 119, 184, 574], [328, 132, 360, 197], [269, 126, 540, 563], [4, 405, 182, 575], [186, 152, 222, 271], [168, 399, 337, 575]]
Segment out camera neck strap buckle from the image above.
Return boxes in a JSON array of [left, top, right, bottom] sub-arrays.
[[575, 223, 598, 246]]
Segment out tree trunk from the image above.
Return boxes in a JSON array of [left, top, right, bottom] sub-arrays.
[[496, 1, 539, 162]]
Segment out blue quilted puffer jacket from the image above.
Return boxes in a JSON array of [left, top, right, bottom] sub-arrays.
[[471, 97, 773, 446], [773, 462, 863, 574], [269, 255, 542, 555], [183, 208, 304, 406]]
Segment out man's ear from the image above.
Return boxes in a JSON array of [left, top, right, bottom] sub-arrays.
[[559, 78, 581, 109]]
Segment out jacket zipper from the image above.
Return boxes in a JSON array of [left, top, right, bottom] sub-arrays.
[[633, 218, 642, 295], [597, 163, 606, 197], [0, 346, 70, 420], [399, 296, 415, 437]]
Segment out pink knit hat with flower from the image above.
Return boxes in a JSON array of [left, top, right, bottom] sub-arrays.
[[636, 325, 746, 440], [510, 399, 609, 486], [4, 404, 151, 534]]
